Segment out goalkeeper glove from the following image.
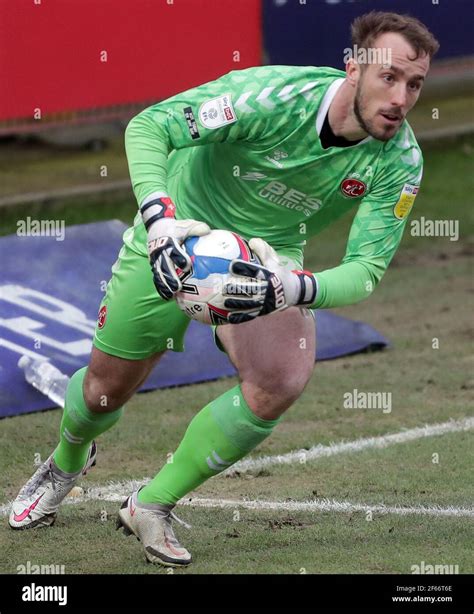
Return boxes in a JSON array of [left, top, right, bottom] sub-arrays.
[[140, 193, 211, 300], [223, 238, 317, 323]]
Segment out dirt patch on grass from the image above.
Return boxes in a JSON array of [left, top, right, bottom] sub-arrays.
[[391, 238, 473, 268], [267, 516, 307, 530]]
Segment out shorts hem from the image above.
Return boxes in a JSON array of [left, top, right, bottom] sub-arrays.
[[92, 336, 184, 360]]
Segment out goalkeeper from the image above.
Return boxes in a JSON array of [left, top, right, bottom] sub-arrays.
[[10, 12, 438, 567]]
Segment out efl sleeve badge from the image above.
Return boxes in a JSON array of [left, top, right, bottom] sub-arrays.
[[394, 184, 419, 220]]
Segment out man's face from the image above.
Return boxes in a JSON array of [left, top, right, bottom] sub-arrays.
[[353, 32, 430, 141]]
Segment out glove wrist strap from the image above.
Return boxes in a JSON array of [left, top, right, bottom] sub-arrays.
[[294, 270, 317, 306], [140, 192, 176, 231]]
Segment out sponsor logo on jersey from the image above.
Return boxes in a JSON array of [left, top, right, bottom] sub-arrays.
[[340, 177, 367, 198], [224, 107, 234, 121], [97, 305, 107, 329], [199, 94, 237, 129], [258, 180, 322, 217], [183, 106, 200, 140], [394, 183, 419, 219]]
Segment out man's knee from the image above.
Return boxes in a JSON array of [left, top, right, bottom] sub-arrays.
[[82, 348, 165, 414], [270, 366, 314, 403], [83, 370, 129, 413], [242, 359, 315, 417]]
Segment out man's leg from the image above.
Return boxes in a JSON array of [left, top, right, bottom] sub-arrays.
[[138, 307, 316, 506], [9, 348, 165, 530], [10, 241, 190, 530], [118, 306, 315, 566], [53, 240, 191, 475], [53, 347, 165, 474]]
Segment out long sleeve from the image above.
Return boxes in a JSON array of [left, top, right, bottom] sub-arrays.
[[312, 141, 423, 308], [124, 66, 314, 207]]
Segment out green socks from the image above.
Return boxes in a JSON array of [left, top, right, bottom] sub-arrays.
[[53, 373, 278, 503], [138, 385, 280, 506], [53, 367, 123, 474]]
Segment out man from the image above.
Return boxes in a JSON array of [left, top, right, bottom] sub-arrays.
[[10, 12, 439, 567]]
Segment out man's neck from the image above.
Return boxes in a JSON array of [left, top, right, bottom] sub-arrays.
[[328, 80, 368, 142]]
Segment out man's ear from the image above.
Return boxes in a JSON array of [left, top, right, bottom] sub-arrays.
[[345, 58, 361, 89]]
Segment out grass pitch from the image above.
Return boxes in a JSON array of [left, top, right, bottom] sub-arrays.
[[0, 136, 472, 575]]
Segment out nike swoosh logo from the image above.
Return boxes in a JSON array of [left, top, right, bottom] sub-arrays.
[[13, 493, 45, 522]]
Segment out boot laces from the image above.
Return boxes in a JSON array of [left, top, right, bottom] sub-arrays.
[[169, 510, 192, 530], [20, 462, 58, 498]]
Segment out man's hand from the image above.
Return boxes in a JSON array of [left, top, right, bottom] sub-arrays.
[[141, 195, 210, 300], [223, 238, 317, 323]]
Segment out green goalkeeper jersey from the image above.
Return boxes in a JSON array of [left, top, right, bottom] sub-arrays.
[[124, 65, 423, 309]]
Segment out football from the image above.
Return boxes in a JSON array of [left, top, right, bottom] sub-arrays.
[[175, 229, 259, 325]]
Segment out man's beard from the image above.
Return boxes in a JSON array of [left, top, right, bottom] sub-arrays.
[[353, 83, 396, 142]]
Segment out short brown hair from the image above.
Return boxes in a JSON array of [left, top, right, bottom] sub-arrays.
[[351, 11, 440, 60]]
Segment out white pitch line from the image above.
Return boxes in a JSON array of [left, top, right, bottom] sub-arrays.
[[227, 416, 474, 475], [1, 417, 472, 518], [181, 497, 474, 518], [1, 485, 472, 518]]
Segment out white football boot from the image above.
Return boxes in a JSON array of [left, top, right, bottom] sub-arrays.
[[117, 490, 192, 567], [9, 441, 97, 530]]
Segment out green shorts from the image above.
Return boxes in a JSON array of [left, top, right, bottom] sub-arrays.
[[93, 240, 304, 360]]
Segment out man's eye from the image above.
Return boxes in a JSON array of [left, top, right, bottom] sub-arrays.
[[383, 74, 394, 82], [409, 82, 421, 91]]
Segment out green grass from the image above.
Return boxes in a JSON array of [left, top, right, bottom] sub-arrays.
[[1, 502, 471, 575], [409, 93, 474, 133], [0, 136, 129, 199], [0, 136, 472, 575], [1, 428, 472, 575]]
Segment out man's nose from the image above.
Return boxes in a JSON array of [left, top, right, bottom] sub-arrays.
[[391, 84, 408, 110]]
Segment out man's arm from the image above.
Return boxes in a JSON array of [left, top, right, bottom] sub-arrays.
[[224, 142, 423, 321], [125, 65, 307, 207], [312, 148, 423, 308], [125, 65, 308, 299]]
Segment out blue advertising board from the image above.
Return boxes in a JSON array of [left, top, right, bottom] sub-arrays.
[[0, 221, 388, 417], [264, 0, 473, 67]]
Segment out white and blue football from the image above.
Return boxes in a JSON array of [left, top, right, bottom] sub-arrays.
[[176, 229, 259, 325]]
